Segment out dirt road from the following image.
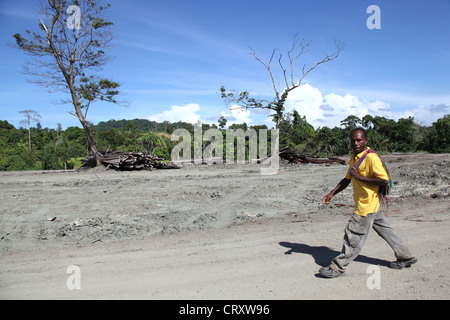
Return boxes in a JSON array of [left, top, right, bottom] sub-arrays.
[[0, 153, 449, 299]]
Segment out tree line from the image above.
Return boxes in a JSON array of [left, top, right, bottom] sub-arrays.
[[1, 113, 448, 171], [280, 112, 449, 156]]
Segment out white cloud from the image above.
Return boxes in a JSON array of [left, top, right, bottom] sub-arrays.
[[409, 104, 449, 125], [283, 83, 438, 128], [145, 90, 448, 129], [147, 103, 254, 127], [341, 89, 450, 108], [285, 84, 324, 124], [220, 105, 253, 125], [147, 103, 201, 123]]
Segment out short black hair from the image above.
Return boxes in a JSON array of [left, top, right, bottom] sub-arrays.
[[350, 127, 368, 139]]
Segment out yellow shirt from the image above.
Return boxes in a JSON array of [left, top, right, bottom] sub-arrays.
[[345, 147, 389, 216]]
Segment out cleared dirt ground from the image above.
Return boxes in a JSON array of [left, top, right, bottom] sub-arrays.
[[0, 153, 448, 299]]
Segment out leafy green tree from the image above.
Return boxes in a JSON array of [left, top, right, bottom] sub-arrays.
[[361, 114, 374, 129], [0, 120, 15, 130], [429, 114, 450, 153], [392, 117, 416, 152], [41, 143, 62, 170], [12, 0, 124, 166], [2, 142, 36, 171], [291, 111, 314, 145], [306, 126, 346, 157], [340, 115, 362, 131], [218, 116, 227, 129], [137, 132, 169, 157], [278, 111, 314, 149], [95, 128, 124, 151], [228, 123, 248, 131], [54, 134, 84, 169], [64, 126, 85, 142], [119, 122, 140, 151]]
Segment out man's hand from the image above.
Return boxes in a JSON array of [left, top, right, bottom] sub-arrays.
[[351, 168, 388, 186], [351, 167, 362, 180], [322, 193, 334, 205], [322, 178, 351, 206]]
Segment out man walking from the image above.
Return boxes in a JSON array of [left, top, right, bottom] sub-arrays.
[[319, 127, 417, 278]]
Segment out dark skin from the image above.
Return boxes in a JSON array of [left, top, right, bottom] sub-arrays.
[[322, 130, 388, 205]]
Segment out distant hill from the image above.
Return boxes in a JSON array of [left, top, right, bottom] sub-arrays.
[[95, 118, 195, 133]]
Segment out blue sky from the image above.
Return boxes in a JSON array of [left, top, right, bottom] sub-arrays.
[[1, 0, 449, 130]]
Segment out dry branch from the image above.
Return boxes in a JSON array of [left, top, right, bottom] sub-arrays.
[[279, 148, 348, 165]]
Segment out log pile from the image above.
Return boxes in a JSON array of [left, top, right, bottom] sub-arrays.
[[279, 147, 348, 165], [80, 148, 347, 170], [81, 151, 180, 171]]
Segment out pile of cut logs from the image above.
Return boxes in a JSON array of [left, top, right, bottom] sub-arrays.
[[81, 151, 180, 171], [279, 147, 348, 165], [80, 148, 347, 171]]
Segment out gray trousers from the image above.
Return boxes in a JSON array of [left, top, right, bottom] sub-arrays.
[[331, 210, 414, 272]]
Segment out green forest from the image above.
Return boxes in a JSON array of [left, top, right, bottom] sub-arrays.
[[1, 113, 448, 171]]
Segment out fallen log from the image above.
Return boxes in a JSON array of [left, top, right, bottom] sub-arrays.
[[293, 157, 347, 165], [79, 151, 180, 171], [279, 148, 347, 165]]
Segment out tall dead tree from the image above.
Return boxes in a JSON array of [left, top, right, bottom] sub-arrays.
[[12, 0, 124, 166], [19, 110, 41, 151], [221, 34, 345, 130]]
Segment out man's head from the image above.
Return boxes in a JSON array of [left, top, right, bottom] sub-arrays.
[[350, 127, 368, 154]]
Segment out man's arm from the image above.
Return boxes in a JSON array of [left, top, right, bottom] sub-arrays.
[[322, 178, 351, 204]]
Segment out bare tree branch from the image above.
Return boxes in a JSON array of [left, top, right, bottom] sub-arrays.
[[221, 34, 345, 131], [248, 46, 280, 101], [296, 39, 345, 90]]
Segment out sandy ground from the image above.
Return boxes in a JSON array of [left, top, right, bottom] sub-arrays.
[[0, 153, 448, 300]]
